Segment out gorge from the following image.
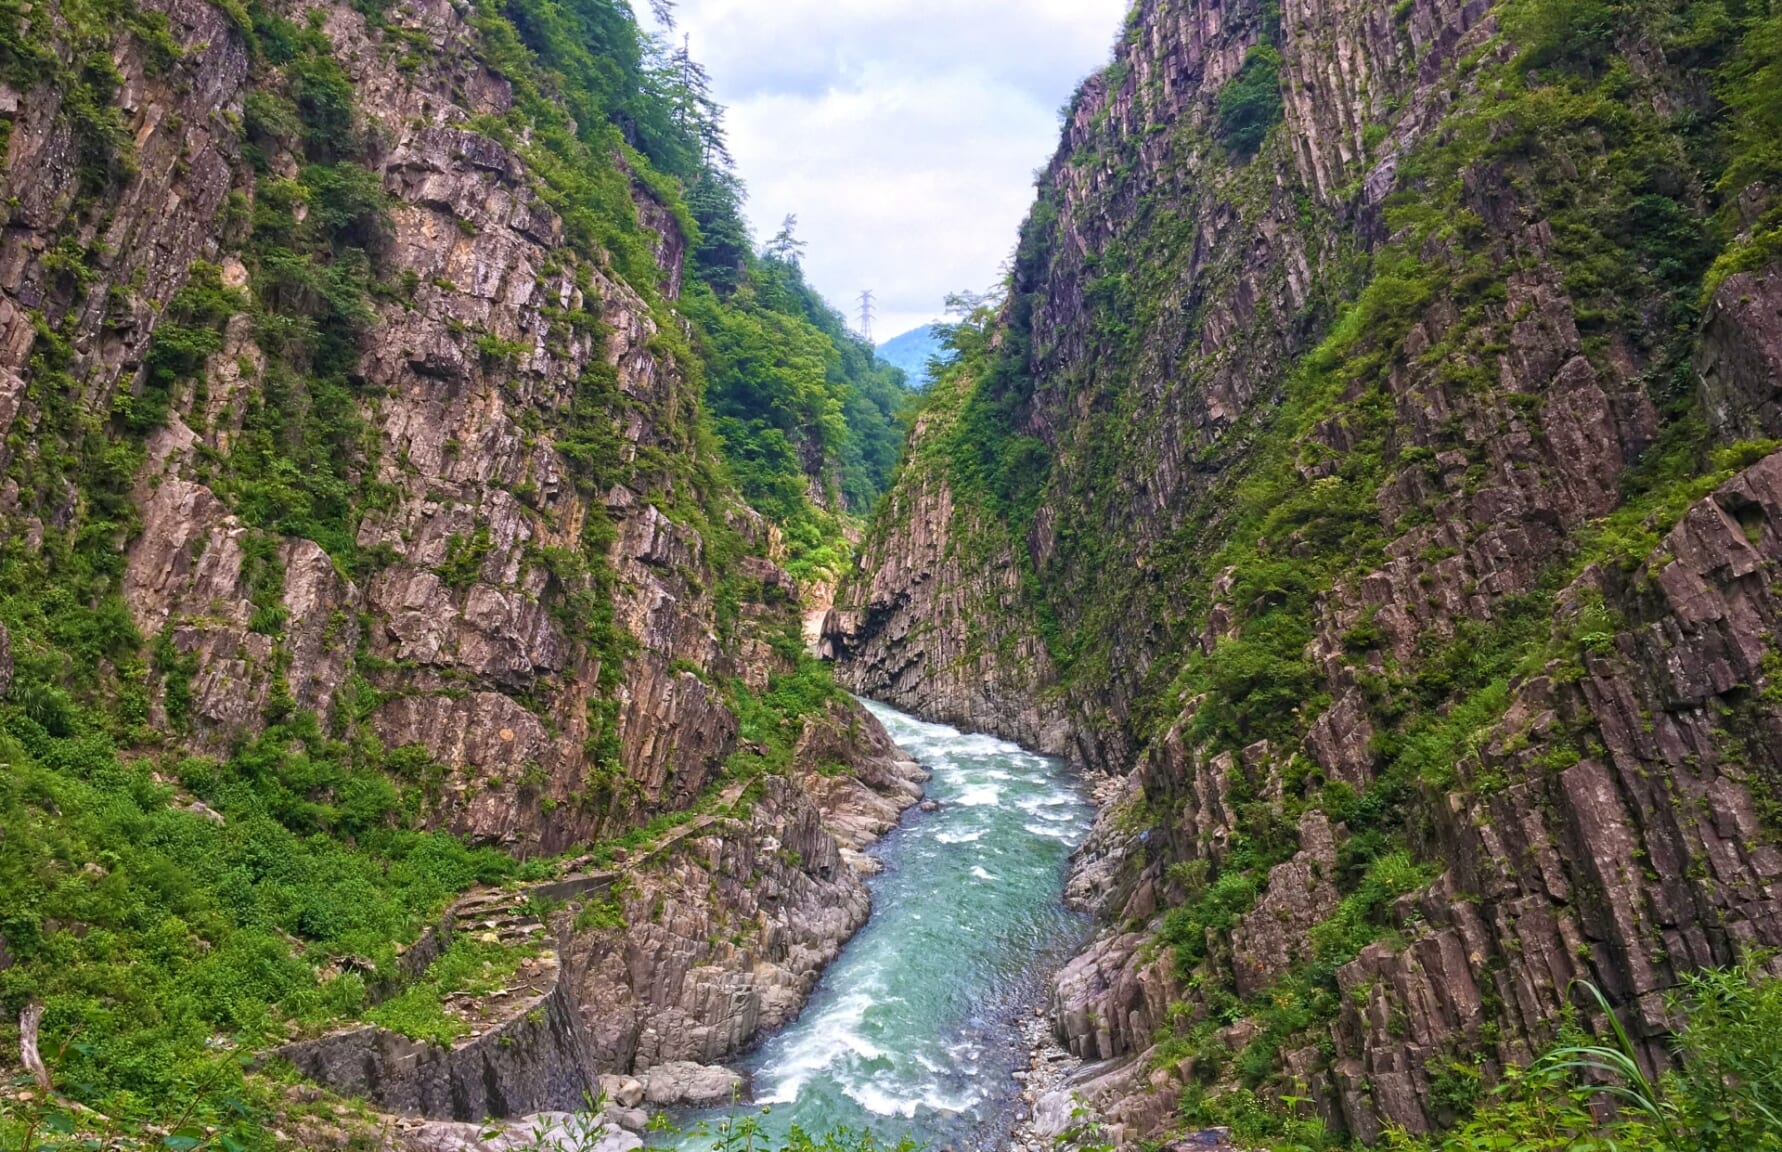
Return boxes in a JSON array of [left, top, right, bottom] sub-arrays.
[[827, 0, 1782, 1144], [3, 0, 1782, 1148], [664, 702, 1095, 1152]]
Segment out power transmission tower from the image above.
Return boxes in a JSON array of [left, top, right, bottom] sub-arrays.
[[857, 290, 876, 343]]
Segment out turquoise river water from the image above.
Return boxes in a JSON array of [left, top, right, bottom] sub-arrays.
[[661, 699, 1096, 1152]]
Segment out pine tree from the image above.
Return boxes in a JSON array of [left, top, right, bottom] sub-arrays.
[[689, 172, 752, 294], [767, 215, 807, 266]]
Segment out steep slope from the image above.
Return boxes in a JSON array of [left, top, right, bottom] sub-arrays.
[[831, 0, 1782, 1142], [0, 0, 914, 1142]]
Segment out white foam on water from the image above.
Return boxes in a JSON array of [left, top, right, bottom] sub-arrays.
[[955, 784, 1001, 807], [845, 1078, 980, 1119], [863, 700, 1036, 765], [945, 734, 1014, 757], [865, 706, 966, 744], [724, 697, 1101, 1150], [755, 991, 882, 1104]]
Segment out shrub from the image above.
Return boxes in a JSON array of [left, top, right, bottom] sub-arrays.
[[1215, 44, 1284, 157], [1388, 967, 1782, 1152]]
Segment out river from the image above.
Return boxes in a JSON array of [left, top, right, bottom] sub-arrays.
[[661, 699, 1095, 1152]]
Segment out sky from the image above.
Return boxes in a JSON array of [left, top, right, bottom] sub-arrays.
[[648, 0, 1132, 342]]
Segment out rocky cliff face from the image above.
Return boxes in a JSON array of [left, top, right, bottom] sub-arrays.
[[0, 0, 921, 1127], [0, 0, 810, 850], [834, 0, 1782, 1142], [564, 703, 926, 1075], [825, 426, 1070, 754], [271, 698, 925, 1117]]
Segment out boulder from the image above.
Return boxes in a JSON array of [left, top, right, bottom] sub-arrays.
[[640, 1062, 744, 1107], [1031, 1090, 1081, 1141], [598, 1075, 646, 1110]]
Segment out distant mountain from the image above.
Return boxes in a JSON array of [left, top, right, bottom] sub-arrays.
[[876, 324, 949, 390]]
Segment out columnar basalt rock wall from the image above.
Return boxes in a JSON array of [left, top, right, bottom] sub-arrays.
[[0, 0, 931, 1116], [0, 0, 803, 857], [825, 454, 1072, 755], [836, 0, 1782, 1142]]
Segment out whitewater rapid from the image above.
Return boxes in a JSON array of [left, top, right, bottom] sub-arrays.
[[661, 700, 1094, 1151]]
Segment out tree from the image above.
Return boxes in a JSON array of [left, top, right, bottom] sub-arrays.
[[688, 172, 752, 294], [767, 215, 807, 266], [660, 34, 732, 168]]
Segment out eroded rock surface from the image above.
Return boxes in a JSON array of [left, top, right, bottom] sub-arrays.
[[835, 0, 1782, 1143], [564, 729, 923, 1076]]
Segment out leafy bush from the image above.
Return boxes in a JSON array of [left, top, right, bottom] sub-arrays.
[[135, 263, 249, 434], [1504, 0, 1617, 75], [1215, 44, 1284, 157], [1388, 968, 1782, 1152], [0, 720, 519, 1122], [1158, 868, 1261, 974]]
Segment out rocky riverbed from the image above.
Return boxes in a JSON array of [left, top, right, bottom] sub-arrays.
[[651, 702, 1096, 1152]]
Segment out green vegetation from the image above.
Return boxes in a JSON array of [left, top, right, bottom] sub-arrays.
[[935, 187, 1062, 536], [723, 657, 850, 779], [465, 1108, 921, 1152], [1386, 968, 1782, 1152], [1215, 43, 1283, 158], [683, 1116, 919, 1152], [364, 936, 540, 1046], [1703, 9, 1782, 298], [0, 716, 522, 1139], [685, 222, 912, 580]]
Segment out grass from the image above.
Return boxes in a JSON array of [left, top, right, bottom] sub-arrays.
[[0, 716, 521, 1135], [363, 937, 542, 1046], [1385, 968, 1782, 1152]]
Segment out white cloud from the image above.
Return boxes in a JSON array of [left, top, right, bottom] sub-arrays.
[[657, 0, 1130, 340]]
